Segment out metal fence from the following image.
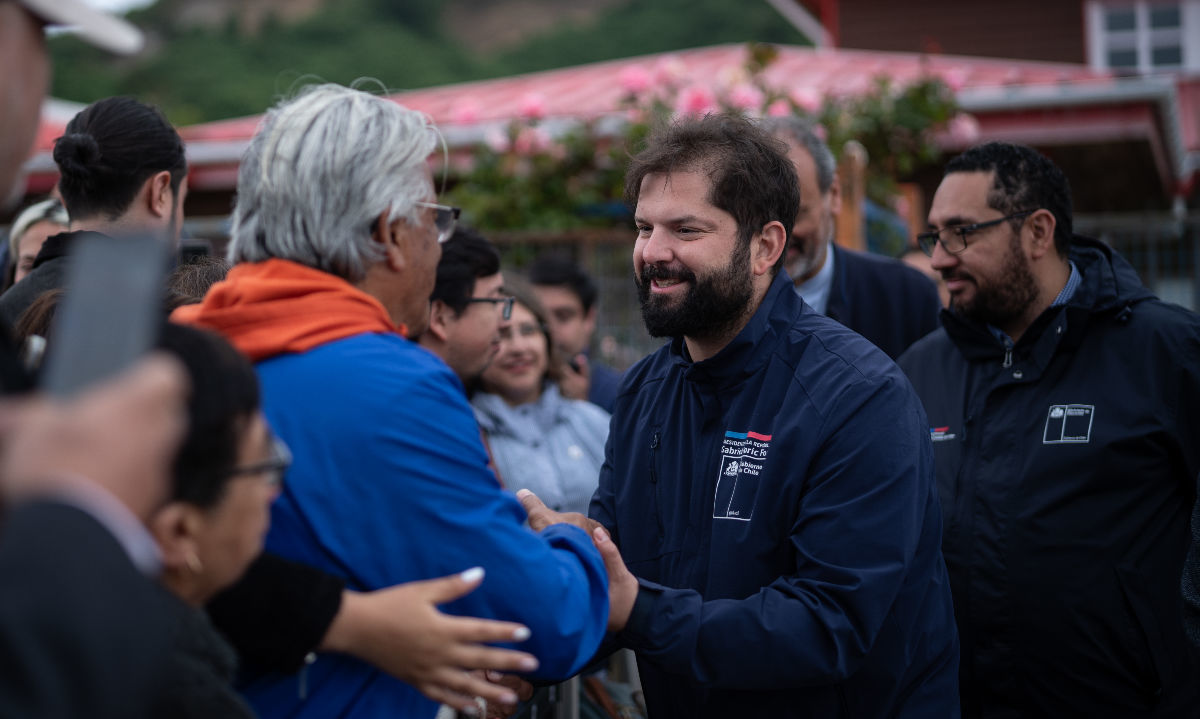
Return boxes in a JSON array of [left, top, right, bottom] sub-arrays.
[[1076, 212, 1200, 312]]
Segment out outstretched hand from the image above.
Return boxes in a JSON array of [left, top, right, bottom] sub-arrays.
[[517, 488, 601, 535], [592, 526, 638, 633], [517, 490, 638, 633], [322, 568, 539, 713]]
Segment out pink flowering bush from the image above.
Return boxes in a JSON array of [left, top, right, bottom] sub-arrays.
[[448, 42, 959, 231]]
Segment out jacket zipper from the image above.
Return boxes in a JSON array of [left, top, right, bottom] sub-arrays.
[[649, 430, 664, 540], [1001, 338, 1014, 368], [298, 651, 316, 699]]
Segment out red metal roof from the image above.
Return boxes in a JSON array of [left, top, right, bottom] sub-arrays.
[[24, 44, 1199, 197], [178, 43, 1120, 142]]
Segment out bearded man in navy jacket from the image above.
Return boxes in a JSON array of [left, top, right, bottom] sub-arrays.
[[521, 114, 959, 719], [899, 142, 1200, 718]]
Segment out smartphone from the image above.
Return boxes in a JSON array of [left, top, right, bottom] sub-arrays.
[[41, 232, 170, 398]]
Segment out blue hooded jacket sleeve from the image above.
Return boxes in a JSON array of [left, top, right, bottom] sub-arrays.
[[245, 334, 609, 717]]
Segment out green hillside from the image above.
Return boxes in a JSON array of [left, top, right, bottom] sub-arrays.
[[48, 0, 808, 125]]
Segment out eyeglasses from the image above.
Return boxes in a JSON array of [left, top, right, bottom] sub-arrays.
[[228, 437, 292, 487], [916, 209, 1036, 257], [465, 296, 515, 320], [414, 201, 461, 244]]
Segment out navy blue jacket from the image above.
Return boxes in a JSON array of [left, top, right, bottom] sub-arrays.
[[899, 238, 1200, 718], [591, 271, 960, 718], [824, 244, 941, 360]]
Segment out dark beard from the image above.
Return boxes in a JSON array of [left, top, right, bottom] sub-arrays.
[[637, 239, 753, 341], [952, 233, 1038, 329]]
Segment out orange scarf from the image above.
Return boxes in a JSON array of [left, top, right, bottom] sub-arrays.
[[171, 259, 404, 361]]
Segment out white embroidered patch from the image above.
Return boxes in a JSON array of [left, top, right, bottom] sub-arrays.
[[1042, 404, 1095, 444]]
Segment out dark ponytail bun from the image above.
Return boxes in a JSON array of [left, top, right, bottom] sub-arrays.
[[54, 97, 187, 221], [53, 133, 104, 183]]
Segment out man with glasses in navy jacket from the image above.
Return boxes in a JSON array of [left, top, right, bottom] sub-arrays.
[[900, 141, 1200, 718]]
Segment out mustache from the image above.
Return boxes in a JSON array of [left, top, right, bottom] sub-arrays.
[[640, 263, 696, 284]]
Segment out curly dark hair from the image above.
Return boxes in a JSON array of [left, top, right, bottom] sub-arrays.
[[944, 142, 1073, 257], [624, 113, 799, 274]]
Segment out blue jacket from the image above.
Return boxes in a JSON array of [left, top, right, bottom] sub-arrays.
[[240, 334, 609, 718], [899, 237, 1200, 718], [591, 271, 960, 718], [823, 244, 941, 360], [473, 384, 610, 515]]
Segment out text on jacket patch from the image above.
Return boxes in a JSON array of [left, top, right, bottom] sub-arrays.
[[1042, 404, 1095, 444], [714, 430, 772, 521]]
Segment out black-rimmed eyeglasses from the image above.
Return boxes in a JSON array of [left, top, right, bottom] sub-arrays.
[[228, 437, 292, 487], [415, 201, 461, 244], [465, 296, 515, 320], [916, 209, 1036, 257]]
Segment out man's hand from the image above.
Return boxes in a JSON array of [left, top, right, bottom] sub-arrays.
[[517, 490, 638, 634], [0, 354, 189, 522], [481, 670, 534, 718], [517, 489, 601, 535], [321, 568, 539, 713], [592, 526, 638, 633], [557, 353, 591, 402]]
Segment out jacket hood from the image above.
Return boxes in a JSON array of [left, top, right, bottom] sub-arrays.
[[473, 383, 567, 439], [940, 236, 1154, 356], [1067, 235, 1155, 314], [171, 259, 401, 362]]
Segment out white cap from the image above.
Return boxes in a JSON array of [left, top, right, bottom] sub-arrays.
[[18, 0, 144, 55]]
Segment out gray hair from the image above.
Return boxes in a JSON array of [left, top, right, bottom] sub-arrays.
[[9, 199, 69, 258], [759, 116, 836, 195], [228, 83, 440, 283]]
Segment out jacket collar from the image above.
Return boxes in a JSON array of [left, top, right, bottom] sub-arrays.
[[824, 243, 849, 322], [473, 384, 566, 438], [670, 270, 798, 387], [31, 230, 92, 269], [941, 235, 1153, 362]]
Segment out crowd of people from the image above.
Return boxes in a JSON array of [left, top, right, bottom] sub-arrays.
[[3, 2, 1200, 719]]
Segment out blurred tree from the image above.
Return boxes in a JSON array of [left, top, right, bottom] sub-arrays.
[[48, 0, 808, 123]]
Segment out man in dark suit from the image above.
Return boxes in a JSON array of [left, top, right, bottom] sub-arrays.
[[763, 117, 941, 360]]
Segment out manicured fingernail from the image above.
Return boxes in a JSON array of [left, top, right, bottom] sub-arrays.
[[500, 691, 519, 704], [460, 567, 484, 583], [519, 656, 539, 671], [512, 626, 531, 641], [593, 527, 609, 542], [516, 489, 530, 498]]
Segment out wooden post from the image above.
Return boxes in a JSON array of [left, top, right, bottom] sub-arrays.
[[836, 140, 867, 252]]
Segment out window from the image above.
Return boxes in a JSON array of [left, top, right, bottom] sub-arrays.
[[1087, 1, 1200, 73]]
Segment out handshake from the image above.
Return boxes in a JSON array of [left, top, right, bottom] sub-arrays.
[[517, 489, 638, 633]]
